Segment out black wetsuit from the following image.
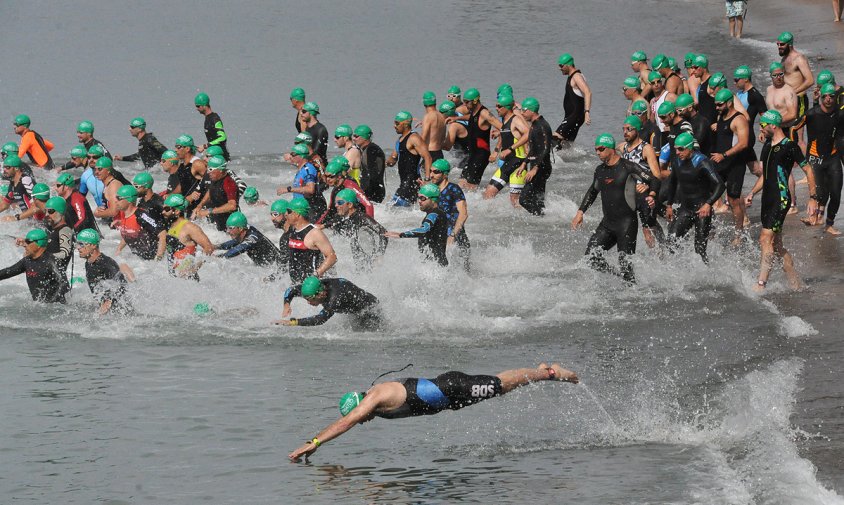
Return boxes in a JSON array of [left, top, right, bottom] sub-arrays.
[[359, 142, 386, 203], [759, 138, 807, 232], [697, 77, 717, 124], [137, 193, 164, 218], [640, 120, 660, 150], [452, 122, 471, 170], [376, 372, 503, 419], [437, 182, 471, 271], [85, 254, 131, 313], [394, 133, 421, 204], [520, 115, 554, 215], [663, 151, 726, 262], [333, 210, 388, 267], [687, 112, 714, 156], [557, 70, 586, 142], [0, 254, 69, 303], [462, 106, 491, 185], [713, 112, 747, 198], [219, 225, 284, 267], [82, 138, 130, 185], [805, 105, 844, 226], [742, 86, 767, 162], [578, 158, 654, 283], [400, 207, 449, 266], [206, 174, 239, 231], [660, 119, 695, 165], [203, 112, 230, 160], [122, 132, 168, 168], [64, 191, 98, 233], [46, 222, 73, 272], [287, 224, 323, 283], [306, 121, 329, 163], [284, 277, 380, 328]]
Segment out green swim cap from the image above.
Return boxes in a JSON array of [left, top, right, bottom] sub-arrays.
[[76, 228, 100, 245], [521, 96, 540, 112], [164, 193, 187, 210], [87, 144, 105, 158], [558, 53, 574, 66], [394, 110, 413, 122], [335, 188, 358, 204], [161, 150, 178, 162], [243, 186, 259, 203], [496, 94, 514, 109], [133, 172, 154, 189], [734, 65, 752, 80], [116, 184, 138, 203], [817, 70, 836, 86], [270, 199, 289, 214], [226, 211, 247, 229], [325, 160, 346, 176], [760, 109, 783, 126], [648, 70, 662, 83], [95, 157, 113, 170], [447, 85, 461, 95], [778, 31, 794, 45], [175, 134, 195, 148], [657, 101, 676, 116], [709, 72, 726, 89], [2, 142, 18, 155], [295, 131, 313, 145], [668, 57, 679, 72], [497, 83, 513, 97], [204, 145, 223, 158], [14, 114, 30, 127], [289, 198, 310, 216], [334, 124, 353, 138], [194, 92, 210, 106], [595, 133, 616, 149], [439, 102, 457, 116], [208, 155, 227, 171], [623, 76, 641, 90], [4, 154, 21, 168], [301, 275, 324, 298], [289, 87, 306, 101], [715, 88, 734, 103], [418, 183, 440, 201], [624, 115, 642, 131], [57, 173, 75, 187], [432, 158, 451, 173], [45, 196, 67, 214], [77, 120, 94, 134], [684, 52, 696, 67], [464, 88, 480, 101], [302, 101, 320, 115], [339, 391, 365, 416], [26, 228, 49, 247], [193, 302, 214, 316], [652, 54, 668, 70], [328, 156, 351, 173], [70, 144, 87, 158], [693, 54, 709, 68], [31, 183, 50, 201], [129, 117, 146, 129], [422, 91, 437, 106], [631, 50, 647, 63], [675, 93, 695, 108], [675, 132, 695, 149], [354, 124, 372, 140], [631, 100, 649, 113], [821, 83, 837, 97], [769, 62, 784, 74], [290, 143, 310, 158]]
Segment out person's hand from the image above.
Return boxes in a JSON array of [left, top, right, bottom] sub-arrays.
[[525, 167, 538, 182], [571, 210, 584, 230], [384, 231, 401, 238], [813, 87, 821, 101], [289, 441, 318, 461], [635, 183, 648, 194], [186, 192, 200, 202], [1, 215, 16, 222], [710, 123, 718, 132], [710, 153, 725, 163], [806, 197, 819, 217], [277, 186, 288, 196], [645, 195, 655, 208], [744, 192, 754, 207], [447, 236, 455, 248], [665, 206, 675, 221], [14, 237, 25, 247], [697, 203, 712, 218], [584, 111, 591, 125]]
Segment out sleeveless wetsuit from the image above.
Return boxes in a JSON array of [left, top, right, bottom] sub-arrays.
[[376, 372, 503, 419], [557, 70, 586, 141], [697, 77, 717, 124], [622, 140, 663, 234], [393, 133, 421, 205], [462, 106, 491, 185], [287, 224, 323, 283], [713, 112, 746, 198]]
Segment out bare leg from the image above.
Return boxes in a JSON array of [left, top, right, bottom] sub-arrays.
[[497, 363, 578, 393], [458, 179, 479, 191], [736, 17, 743, 38], [775, 233, 803, 290], [835, 0, 841, 21], [755, 228, 776, 292], [729, 17, 736, 37], [483, 184, 500, 200], [509, 192, 521, 207], [728, 195, 746, 244], [642, 227, 655, 249], [788, 174, 798, 213]]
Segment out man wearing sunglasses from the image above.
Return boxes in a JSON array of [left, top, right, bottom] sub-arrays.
[[387, 110, 432, 206], [352, 124, 386, 203], [76, 120, 112, 160], [215, 211, 284, 268], [333, 124, 362, 185], [42, 197, 73, 272], [447, 88, 493, 190], [113, 117, 169, 169], [194, 93, 230, 161], [263, 199, 292, 282], [649, 71, 677, 132], [59, 144, 87, 175], [554, 53, 592, 147], [316, 157, 374, 229], [113, 185, 165, 261], [0, 155, 35, 219], [2, 182, 48, 223], [300, 101, 328, 165], [278, 143, 327, 221], [192, 156, 239, 231], [173, 135, 208, 214], [384, 183, 449, 267], [132, 172, 164, 217], [571, 134, 655, 284], [55, 172, 98, 233], [92, 157, 125, 222], [777, 32, 815, 124], [160, 193, 215, 279], [332, 188, 388, 268], [733, 66, 767, 176], [711, 89, 751, 241], [656, 102, 696, 173], [13, 114, 54, 170], [519, 97, 554, 217], [690, 54, 716, 124], [620, 115, 664, 249], [630, 100, 659, 148], [801, 84, 844, 233], [284, 198, 337, 283], [766, 62, 802, 215], [675, 94, 713, 156], [77, 228, 134, 315], [623, 76, 648, 116], [0, 228, 69, 303]]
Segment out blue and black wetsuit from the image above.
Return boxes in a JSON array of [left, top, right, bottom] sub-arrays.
[[377, 372, 503, 419], [437, 182, 470, 271], [399, 207, 449, 266], [219, 225, 284, 267], [284, 277, 380, 329]]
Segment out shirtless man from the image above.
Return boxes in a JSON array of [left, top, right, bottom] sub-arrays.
[[778, 31, 815, 126], [766, 62, 802, 213], [92, 158, 124, 221], [684, 53, 701, 98], [420, 91, 446, 161], [654, 54, 684, 96], [623, 76, 648, 115], [334, 124, 362, 185], [631, 51, 654, 100]]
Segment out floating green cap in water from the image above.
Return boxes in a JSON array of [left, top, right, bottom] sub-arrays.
[[194, 302, 214, 316]]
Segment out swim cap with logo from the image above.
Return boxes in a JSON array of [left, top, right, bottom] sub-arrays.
[[270, 199, 289, 214], [447, 85, 461, 95], [760, 109, 783, 127], [684, 52, 696, 68], [289, 198, 310, 216], [95, 157, 113, 170], [161, 150, 178, 162], [734, 65, 752, 80], [14, 114, 30, 127], [624, 115, 643, 130], [77, 120, 94, 133], [432, 158, 452, 173], [301, 275, 324, 297], [675, 132, 696, 149], [226, 211, 247, 229], [3, 154, 21, 168], [289, 87, 306, 101], [821, 83, 837, 97], [116, 184, 139, 203], [164, 193, 187, 210], [631, 51, 647, 63], [418, 183, 441, 201], [668, 57, 680, 72], [675, 93, 695, 108], [558, 53, 574, 66], [521, 96, 540, 112], [817, 70, 836, 86], [290, 144, 310, 157], [57, 173, 75, 187], [133, 172, 154, 189], [715, 88, 734, 103], [205, 145, 224, 158], [339, 391, 365, 416], [325, 160, 346, 176], [243, 187, 259, 203], [623, 76, 641, 90], [31, 183, 50, 201], [331, 156, 351, 171], [2, 142, 19, 155], [693, 54, 709, 69], [657, 101, 676, 115], [69, 144, 87, 158], [302, 101, 320, 115], [631, 100, 649, 113], [394, 110, 413, 122], [129, 117, 146, 129], [26, 228, 49, 246], [335, 188, 358, 204], [439, 102, 457, 116], [334, 124, 353, 138], [208, 155, 227, 171], [194, 92, 210, 106], [422, 91, 437, 106], [45, 196, 67, 214], [464, 88, 480, 101], [75, 228, 100, 245], [295, 131, 313, 145], [769, 62, 784, 74], [175, 134, 195, 147], [87, 145, 105, 158], [652, 54, 668, 70], [595, 133, 616, 149], [778, 31, 794, 45], [354, 124, 372, 139], [648, 70, 662, 83], [708, 72, 726, 89]]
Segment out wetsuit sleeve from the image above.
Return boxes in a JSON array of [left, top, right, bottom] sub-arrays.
[[121, 152, 140, 162], [700, 158, 726, 205], [209, 119, 227, 146], [528, 122, 551, 167], [578, 169, 601, 212], [220, 232, 258, 258], [71, 194, 89, 231], [150, 136, 168, 156], [658, 143, 671, 164], [790, 142, 808, 167], [663, 169, 678, 205], [292, 308, 334, 326], [354, 186, 375, 218], [748, 92, 767, 124], [283, 284, 303, 304], [400, 212, 437, 238], [0, 259, 26, 280]]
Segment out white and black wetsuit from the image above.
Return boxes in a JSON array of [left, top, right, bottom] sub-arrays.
[[284, 277, 380, 329], [376, 372, 503, 419], [334, 211, 388, 268]]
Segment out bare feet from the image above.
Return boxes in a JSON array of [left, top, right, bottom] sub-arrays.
[[787, 205, 799, 215], [540, 363, 579, 383], [825, 225, 842, 236], [801, 216, 822, 226], [714, 202, 730, 214], [752, 282, 765, 293], [730, 235, 743, 248]]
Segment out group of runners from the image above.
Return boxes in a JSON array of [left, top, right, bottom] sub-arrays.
[[0, 30, 840, 458]]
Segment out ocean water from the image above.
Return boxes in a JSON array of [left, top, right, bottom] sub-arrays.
[[0, 1, 842, 503]]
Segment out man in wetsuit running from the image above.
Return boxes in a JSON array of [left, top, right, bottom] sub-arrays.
[[76, 121, 112, 159], [711, 88, 751, 241], [113, 185, 165, 261], [733, 66, 767, 175], [799, 84, 842, 233], [0, 155, 34, 219], [132, 172, 164, 216], [284, 198, 338, 283], [420, 91, 446, 161], [300, 102, 329, 164], [439, 101, 471, 173], [114, 117, 169, 168], [216, 211, 284, 268], [554, 53, 591, 146], [288, 362, 579, 461], [332, 188, 388, 269], [676, 93, 713, 156], [265, 199, 292, 281], [13, 114, 53, 170], [55, 172, 98, 232], [384, 183, 449, 267], [0, 228, 69, 303], [484, 94, 530, 204], [663, 132, 726, 263], [430, 159, 470, 271], [745, 110, 818, 292], [352, 125, 386, 203], [571, 133, 655, 284], [92, 157, 125, 222], [275, 275, 381, 329], [386, 111, 432, 206], [519, 97, 554, 216], [278, 144, 327, 221], [194, 93, 230, 161], [42, 197, 73, 273], [334, 124, 362, 185], [193, 155, 239, 231], [76, 228, 133, 315], [316, 157, 374, 229], [690, 55, 716, 124]]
